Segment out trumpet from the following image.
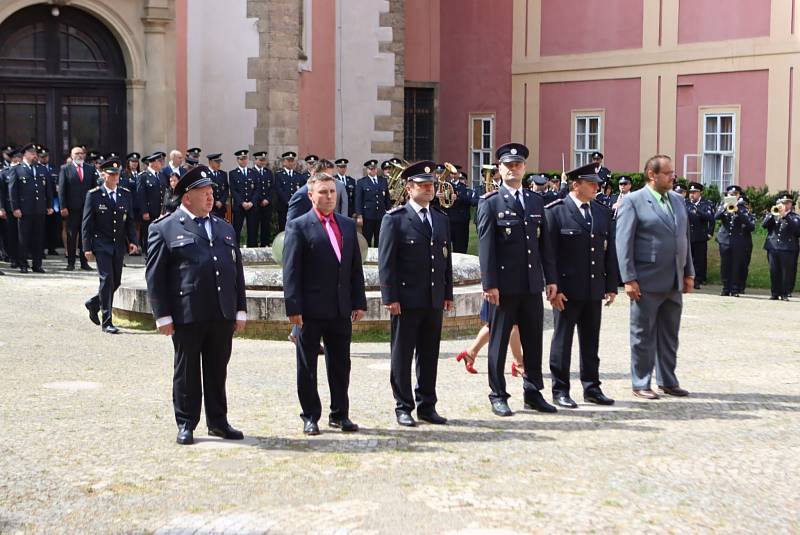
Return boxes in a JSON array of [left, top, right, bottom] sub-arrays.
[[771, 205, 782, 217], [726, 203, 738, 213], [436, 162, 457, 209], [481, 164, 497, 194]]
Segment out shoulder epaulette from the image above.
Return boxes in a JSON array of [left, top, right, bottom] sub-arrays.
[[152, 212, 170, 224], [591, 199, 612, 211], [88, 186, 100, 193], [119, 186, 130, 193], [545, 198, 564, 209], [387, 206, 405, 215], [481, 190, 499, 199]]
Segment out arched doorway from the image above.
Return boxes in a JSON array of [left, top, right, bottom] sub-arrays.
[[0, 4, 127, 163]]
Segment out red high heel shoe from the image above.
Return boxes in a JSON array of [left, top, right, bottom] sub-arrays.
[[511, 362, 525, 377], [456, 350, 478, 374]]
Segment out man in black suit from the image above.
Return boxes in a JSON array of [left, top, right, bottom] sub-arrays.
[[335, 158, 357, 218], [9, 144, 53, 273], [477, 142, 558, 416], [591, 151, 612, 184], [1, 148, 21, 268], [715, 185, 755, 296], [136, 152, 166, 258], [37, 147, 60, 255], [160, 150, 185, 188], [355, 159, 391, 246], [283, 171, 367, 435], [379, 161, 453, 427], [544, 164, 618, 408], [229, 149, 261, 246], [252, 151, 274, 246], [82, 159, 139, 333], [145, 165, 247, 445], [685, 182, 715, 289], [273, 151, 298, 232], [206, 153, 229, 220], [58, 146, 95, 270]]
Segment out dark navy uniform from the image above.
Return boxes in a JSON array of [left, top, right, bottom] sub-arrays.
[[229, 165, 261, 246], [336, 173, 357, 218], [209, 169, 229, 220], [135, 164, 165, 258], [355, 172, 391, 247], [542, 180, 568, 205], [82, 163, 138, 331], [273, 167, 297, 232], [447, 179, 475, 253], [762, 201, 800, 300], [715, 197, 755, 296], [0, 162, 19, 265], [477, 146, 557, 414], [145, 166, 247, 440], [686, 193, 715, 286], [379, 163, 453, 423], [544, 192, 618, 403], [9, 155, 52, 272], [253, 162, 274, 246], [38, 154, 60, 254], [119, 170, 139, 197]]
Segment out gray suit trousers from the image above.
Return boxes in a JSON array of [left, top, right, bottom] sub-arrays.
[[629, 290, 682, 390]]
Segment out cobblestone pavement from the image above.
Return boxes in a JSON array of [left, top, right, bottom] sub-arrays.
[[1, 258, 799, 534]]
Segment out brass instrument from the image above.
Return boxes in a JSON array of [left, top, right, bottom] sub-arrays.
[[771, 205, 782, 217], [436, 162, 457, 209], [726, 203, 738, 213], [723, 195, 738, 213], [481, 164, 497, 193], [387, 159, 410, 208]]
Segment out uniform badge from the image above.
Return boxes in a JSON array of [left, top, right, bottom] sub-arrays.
[[443, 246, 448, 258], [537, 227, 541, 238], [177, 234, 184, 239], [98, 204, 107, 210], [123, 214, 127, 222], [505, 228, 512, 236], [604, 239, 608, 251], [231, 249, 236, 261], [498, 212, 505, 219]]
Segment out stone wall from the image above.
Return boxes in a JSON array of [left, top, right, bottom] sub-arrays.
[[374, 0, 405, 157]]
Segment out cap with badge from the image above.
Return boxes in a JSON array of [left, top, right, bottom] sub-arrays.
[[531, 174, 548, 186], [206, 153, 223, 162], [776, 192, 794, 204], [37, 146, 49, 156], [687, 182, 703, 192], [363, 159, 378, 169], [380, 160, 393, 171], [22, 143, 37, 154], [434, 164, 446, 173], [281, 151, 297, 160], [400, 160, 436, 183], [673, 184, 687, 193], [565, 162, 602, 183], [618, 175, 631, 185], [726, 185, 743, 194], [186, 147, 202, 156], [99, 158, 122, 174], [495, 142, 529, 164], [104, 152, 119, 161], [591, 151, 604, 160], [253, 151, 267, 160], [142, 151, 164, 163], [335, 158, 349, 166], [234, 149, 249, 158], [173, 165, 214, 198], [304, 154, 319, 164], [126, 152, 141, 161]]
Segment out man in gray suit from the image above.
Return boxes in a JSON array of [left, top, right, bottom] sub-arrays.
[[615, 155, 694, 400]]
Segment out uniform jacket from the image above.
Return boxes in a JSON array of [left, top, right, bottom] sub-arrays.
[[273, 169, 295, 207], [282, 209, 366, 319], [253, 166, 274, 206], [9, 162, 52, 215], [135, 169, 164, 221], [209, 169, 229, 206], [145, 210, 247, 324], [477, 186, 557, 295], [378, 203, 454, 308], [762, 212, 800, 253], [336, 174, 357, 216], [81, 186, 138, 255], [229, 167, 261, 212], [686, 198, 715, 242], [544, 197, 618, 300], [615, 187, 694, 292], [355, 175, 391, 220]]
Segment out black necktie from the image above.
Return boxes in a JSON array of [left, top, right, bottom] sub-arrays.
[[581, 203, 592, 227], [109, 190, 116, 205], [513, 191, 524, 215], [420, 207, 432, 234], [194, 215, 209, 226]]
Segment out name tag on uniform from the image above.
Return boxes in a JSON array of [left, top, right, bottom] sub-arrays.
[[98, 204, 107, 211]]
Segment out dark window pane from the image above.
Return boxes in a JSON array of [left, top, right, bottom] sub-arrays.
[[404, 88, 434, 161]]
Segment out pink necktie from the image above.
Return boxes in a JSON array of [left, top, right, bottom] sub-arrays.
[[77, 164, 84, 183], [323, 216, 341, 262]]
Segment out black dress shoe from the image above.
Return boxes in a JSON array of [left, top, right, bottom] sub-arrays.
[[176, 426, 194, 445], [417, 410, 447, 425], [102, 325, 120, 334], [396, 411, 417, 427], [48, 249, 58, 256], [491, 400, 513, 417], [780, 295, 790, 301], [32, 267, 45, 273], [209, 423, 244, 440], [720, 290, 730, 296], [328, 417, 359, 432], [85, 302, 100, 326], [80, 264, 94, 271], [584, 390, 615, 405], [553, 394, 578, 409], [770, 295, 779, 300], [66, 264, 75, 271], [19, 266, 28, 273], [694, 283, 702, 290], [303, 420, 320, 435], [731, 293, 740, 298], [524, 391, 557, 413]]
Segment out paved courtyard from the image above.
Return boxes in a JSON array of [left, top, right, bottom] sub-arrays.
[[1, 258, 798, 534]]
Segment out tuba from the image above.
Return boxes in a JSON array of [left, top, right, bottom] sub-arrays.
[[436, 162, 457, 209], [388, 159, 410, 208], [481, 164, 497, 194]]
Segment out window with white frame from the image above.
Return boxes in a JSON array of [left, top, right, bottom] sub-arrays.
[[702, 113, 735, 190], [471, 115, 494, 188], [574, 115, 601, 168]]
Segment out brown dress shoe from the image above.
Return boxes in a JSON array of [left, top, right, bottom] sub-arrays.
[[658, 386, 690, 397], [632, 389, 660, 400]]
